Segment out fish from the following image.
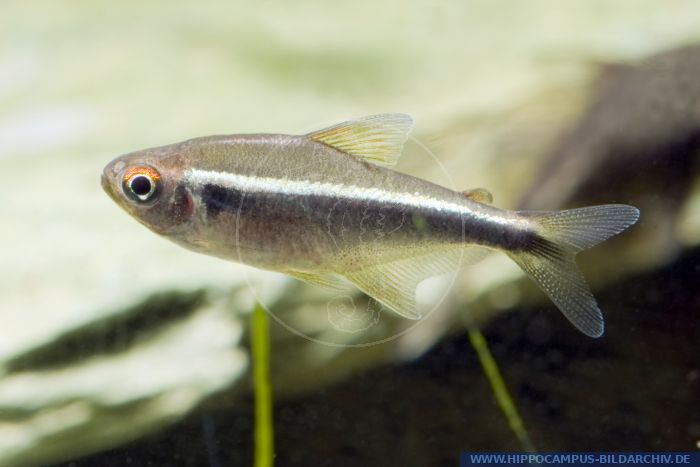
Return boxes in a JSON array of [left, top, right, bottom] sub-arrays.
[[101, 113, 639, 337]]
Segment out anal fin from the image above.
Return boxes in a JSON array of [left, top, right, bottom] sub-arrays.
[[343, 246, 489, 319], [286, 270, 349, 291]]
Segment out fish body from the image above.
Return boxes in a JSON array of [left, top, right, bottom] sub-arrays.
[[102, 114, 639, 337]]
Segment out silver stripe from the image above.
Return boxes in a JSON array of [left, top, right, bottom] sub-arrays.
[[186, 168, 512, 225]]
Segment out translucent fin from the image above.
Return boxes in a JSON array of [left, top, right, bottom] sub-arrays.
[[286, 270, 349, 291], [521, 204, 640, 252], [508, 249, 605, 337], [344, 246, 489, 319], [463, 188, 493, 204], [306, 113, 413, 167], [509, 204, 640, 337]]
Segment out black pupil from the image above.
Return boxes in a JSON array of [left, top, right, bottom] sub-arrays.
[[130, 175, 152, 196]]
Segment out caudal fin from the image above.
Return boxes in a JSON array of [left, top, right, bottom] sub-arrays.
[[507, 204, 639, 337]]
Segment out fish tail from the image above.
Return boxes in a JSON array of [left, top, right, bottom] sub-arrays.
[[507, 204, 640, 337]]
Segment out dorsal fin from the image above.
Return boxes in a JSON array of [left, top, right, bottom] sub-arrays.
[[306, 113, 413, 167], [463, 188, 493, 204]]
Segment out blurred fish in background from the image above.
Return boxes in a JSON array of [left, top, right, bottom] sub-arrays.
[[520, 45, 700, 269], [1, 1, 699, 465]]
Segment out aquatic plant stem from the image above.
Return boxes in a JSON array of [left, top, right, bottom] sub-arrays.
[[251, 304, 274, 467], [467, 327, 536, 453]]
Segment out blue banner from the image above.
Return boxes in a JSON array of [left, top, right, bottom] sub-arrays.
[[460, 453, 700, 467]]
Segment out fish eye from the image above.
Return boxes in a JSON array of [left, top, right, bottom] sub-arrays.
[[122, 166, 161, 203]]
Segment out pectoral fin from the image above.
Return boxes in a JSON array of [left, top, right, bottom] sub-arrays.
[[307, 113, 413, 167], [343, 246, 489, 319]]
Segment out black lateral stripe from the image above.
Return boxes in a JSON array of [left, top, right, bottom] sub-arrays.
[[529, 235, 565, 260], [201, 183, 245, 218]]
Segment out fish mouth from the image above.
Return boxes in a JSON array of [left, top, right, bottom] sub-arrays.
[[101, 167, 124, 207], [101, 170, 116, 200], [101, 158, 129, 199]]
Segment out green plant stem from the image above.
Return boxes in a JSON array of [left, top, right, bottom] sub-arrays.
[[467, 327, 536, 453], [251, 304, 274, 467]]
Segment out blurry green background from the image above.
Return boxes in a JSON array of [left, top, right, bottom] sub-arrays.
[[2, 1, 700, 466]]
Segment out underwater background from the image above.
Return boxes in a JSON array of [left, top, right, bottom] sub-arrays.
[[1, 1, 699, 465]]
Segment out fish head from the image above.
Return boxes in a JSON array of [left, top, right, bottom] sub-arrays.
[[102, 144, 195, 236]]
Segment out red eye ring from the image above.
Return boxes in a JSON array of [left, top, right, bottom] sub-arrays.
[[122, 166, 161, 202]]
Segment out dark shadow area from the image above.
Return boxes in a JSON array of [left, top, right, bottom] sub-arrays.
[[6, 290, 207, 373], [60, 246, 700, 466]]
